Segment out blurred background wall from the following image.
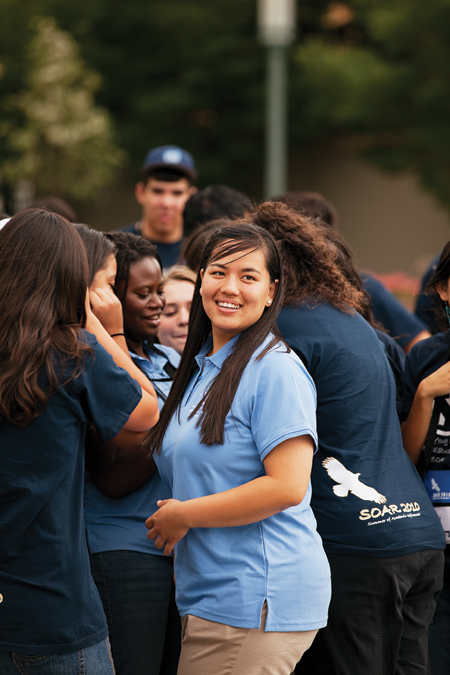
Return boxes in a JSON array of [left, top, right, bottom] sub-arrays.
[[2, 0, 450, 278]]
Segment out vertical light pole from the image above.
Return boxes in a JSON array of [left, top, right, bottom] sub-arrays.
[[258, 0, 296, 198]]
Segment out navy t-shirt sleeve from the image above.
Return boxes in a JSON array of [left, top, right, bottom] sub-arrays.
[[401, 333, 450, 422], [79, 333, 142, 442], [362, 273, 427, 349], [400, 346, 423, 422]]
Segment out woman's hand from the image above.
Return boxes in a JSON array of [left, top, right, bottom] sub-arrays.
[[145, 435, 314, 555], [402, 363, 450, 465], [89, 286, 124, 336], [146, 499, 190, 556], [419, 362, 450, 400]]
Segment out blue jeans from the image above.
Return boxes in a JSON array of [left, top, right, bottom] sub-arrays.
[[90, 551, 180, 675], [429, 546, 450, 675], [0, 638, 115, 675]]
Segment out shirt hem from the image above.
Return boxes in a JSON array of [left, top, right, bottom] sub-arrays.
[[87, 541, 169, 557], [179, 608, 328, 632], [0, 627, 108, 656]]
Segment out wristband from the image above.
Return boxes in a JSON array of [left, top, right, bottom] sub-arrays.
[[110, 333, 126, 338]]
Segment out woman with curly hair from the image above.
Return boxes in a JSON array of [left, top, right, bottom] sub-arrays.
[[0, 210, 158, 674], [253, 201, 445, 675]]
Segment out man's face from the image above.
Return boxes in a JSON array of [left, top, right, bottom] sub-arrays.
[[135, 177, 193, 239]]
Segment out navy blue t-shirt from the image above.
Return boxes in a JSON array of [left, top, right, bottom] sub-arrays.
[[375, 328, 406, 416], [277, 303, 445, 557], [0, 332, 141, 654], [401, 331, 450, 423], [118, 222, 181, 269], [401, 331, 450, 541], [362, 273, 427, 350]]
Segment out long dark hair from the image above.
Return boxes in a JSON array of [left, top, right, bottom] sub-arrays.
[[73, 224, 115, 286], [253, 201, 363, 311], [0, 208, 91, 426], [144, 223, 285, 454], [427, 241, 450, 332]]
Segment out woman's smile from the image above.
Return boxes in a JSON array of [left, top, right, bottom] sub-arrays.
[[200, 247, 276, 353]]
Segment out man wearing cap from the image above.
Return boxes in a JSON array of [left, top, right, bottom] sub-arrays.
[[119, 145, 197, 268]]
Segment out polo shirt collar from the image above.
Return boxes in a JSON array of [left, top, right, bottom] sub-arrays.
[[194, 334, 241, 371]]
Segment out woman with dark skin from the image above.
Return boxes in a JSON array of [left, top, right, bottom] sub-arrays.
[[84, 232, 181, 675]]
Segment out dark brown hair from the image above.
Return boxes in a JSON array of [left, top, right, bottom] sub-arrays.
[[271, 191, 339, 230], [252, 201, 363, 311], [143, 223, 285, 454], [0, 208, 91, 426], [181, 217, 232, 273], [426, 241, 450, 332], [73, 224, 116, 287]]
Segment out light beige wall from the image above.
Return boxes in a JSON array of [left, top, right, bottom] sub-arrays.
[[291, 150, 450, 275]]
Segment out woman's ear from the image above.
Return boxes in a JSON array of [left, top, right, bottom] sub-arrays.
[[266, 279, 278, 307], [435, 280, 449, 303]]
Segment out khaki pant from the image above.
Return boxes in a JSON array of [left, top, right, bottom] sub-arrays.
[[177, 602, 318, 675]]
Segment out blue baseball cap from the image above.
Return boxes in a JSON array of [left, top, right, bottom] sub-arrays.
[[142, 145, 197, 181]]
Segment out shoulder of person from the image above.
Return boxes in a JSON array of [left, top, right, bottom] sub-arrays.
[[147, 341, 181, 367], [407, 330, 448, 365], [247, 335, 312, 382]]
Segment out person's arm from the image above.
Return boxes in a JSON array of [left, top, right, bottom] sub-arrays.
[[84, 289, 159, 430], [404, 330, 432, 354], [145, 434, 314, 556], [401, 361, 450, 465], [85, 426, 157, 499]]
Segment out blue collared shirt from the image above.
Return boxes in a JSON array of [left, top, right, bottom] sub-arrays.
[[154, 333, 331, 631]]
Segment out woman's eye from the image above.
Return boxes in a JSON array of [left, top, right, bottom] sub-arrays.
[[137, 293, 148, 299], [243, 275, 255, 281], [163, 311, 176, 317]]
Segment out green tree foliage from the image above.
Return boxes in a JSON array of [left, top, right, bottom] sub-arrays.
[[2, 0, 450, 205], [0, 14, 123, 200], [292, 0, 450, 206]]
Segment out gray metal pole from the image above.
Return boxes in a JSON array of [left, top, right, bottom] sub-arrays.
[[265, 44, 287, 198]]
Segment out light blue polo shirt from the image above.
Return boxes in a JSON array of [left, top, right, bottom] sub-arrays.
[[154, 333, 331, 631], [84, 342, 180, 556]]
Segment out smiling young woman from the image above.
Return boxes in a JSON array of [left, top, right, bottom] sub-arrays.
[[143, 223, 331, 675], [83, 232, 182, 675]]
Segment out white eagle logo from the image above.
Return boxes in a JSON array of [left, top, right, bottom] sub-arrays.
[[322, 457, 387, 504]]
